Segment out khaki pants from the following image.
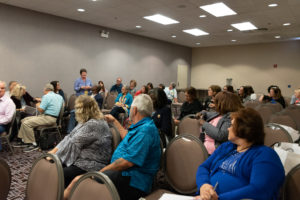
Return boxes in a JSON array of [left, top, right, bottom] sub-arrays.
[[18, 115, 57, 144]]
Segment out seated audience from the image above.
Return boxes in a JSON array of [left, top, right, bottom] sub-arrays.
[[174, 87, 203, 124], [147, 82, 154, 90], [74, 68, 92, 96], [129, 80, 137, 96], [64, 94, 161, 200], [204, 85, 221, 111], [158, 83, 165, 90], [259, 85, 286, 108], [51, 81, 65, 101], [48, 95, 112, 188], [290, 88, 300, 106], [239, 85, 254, 103], [223, 85, 234, 93], [149, 88, 172, 142], [91, 85, 103, 109], [5, 81, 18, 97], [195, 108, 284, 200], [14, 83, 64, 152], [0, 81, 16, 149], [110, 86, 133, 121], [98, 80, 108, 98], [10, 84, 37, 109], [198, 91, 242, 154], [134, 85, 149, 97], [164, 82, 178, 103], [110, 77, 123, 94]]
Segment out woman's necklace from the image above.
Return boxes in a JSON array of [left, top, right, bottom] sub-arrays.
[[237, 145, 252, 152]]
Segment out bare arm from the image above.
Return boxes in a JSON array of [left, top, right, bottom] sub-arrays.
[[100, 158, 134, 172], [36, 102, 44, 114], [105, 114, 128, 139]]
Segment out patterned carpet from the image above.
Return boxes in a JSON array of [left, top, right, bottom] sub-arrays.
[[0, 145, 43, 200]]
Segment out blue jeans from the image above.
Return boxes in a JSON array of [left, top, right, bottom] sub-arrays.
[[67, 110, 77, 134]]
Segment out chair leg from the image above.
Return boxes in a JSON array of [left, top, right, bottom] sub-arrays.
[[57, 127, 62, 141], [5, 137, 14, 154]]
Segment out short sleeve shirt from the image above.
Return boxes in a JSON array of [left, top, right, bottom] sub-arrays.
[[40, 91, 64, 116]]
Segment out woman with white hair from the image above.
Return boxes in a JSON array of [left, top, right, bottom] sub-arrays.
[[110, 85, 133, 121], [48, 95, 112, 188], [10, 84, 37, 109]]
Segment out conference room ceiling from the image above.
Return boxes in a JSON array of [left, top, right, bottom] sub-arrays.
[[1, 0, 300, 47]]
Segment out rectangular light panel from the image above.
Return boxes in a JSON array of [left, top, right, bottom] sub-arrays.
[[231, 22, 258, 31], [143, 14, 179, 25], [200, 2, 237, 17], [183, 28, 209, 36]]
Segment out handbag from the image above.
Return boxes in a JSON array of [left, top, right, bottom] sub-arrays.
[[39, 130, 58, 150], [274, 142, 300, 175]]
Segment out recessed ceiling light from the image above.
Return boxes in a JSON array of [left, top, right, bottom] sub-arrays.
[[183, 28, 209, 36], [136, 25, 142, 28], [77, 8, 85, 12], [171, 35, 176, 38], [196, 42, 201, 45], [91, 0, 97, 1], [143, 14, 179, 25], [231, 22, 257, 31], [283, 23, 291, 26], [268, 4, 278, 7], [275, 36, 281, 39], [200, 2, 237, 17], [227, 29, 233, 32], [199, 15, 207, 18], [231, 40, 237, 42]]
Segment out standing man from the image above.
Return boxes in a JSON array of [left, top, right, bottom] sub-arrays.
[[110, 77, 123, 94], [15, 83, 63, 152], [74, 68, 93, 96], [164, 82, 178, 103], [0, 81, 16, 151]]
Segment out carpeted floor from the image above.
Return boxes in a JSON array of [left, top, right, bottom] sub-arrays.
[[0, 145, 43, 200]]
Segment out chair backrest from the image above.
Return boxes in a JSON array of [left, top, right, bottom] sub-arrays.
[[68, 94, 77, 111], [178, 115, 200, 138], [105, 93, 117, 109], [0, 158, 11, 200], [109, 124, 121, 152], [57, 103, 65, 126], [264, 124, 293, 147], [269, 114, 297, 130], [177, 91, 185, 103], [282, 163, 300, 200], [69, 172, 120, 200], [165, 135, 208, 194], [256, 106, 273, 124], [243, 100, 261, 109], [63, 92, 68, 108], [26, 153, 64, 200], [281, 108, 300, 131], [264, 103, 283, 113], [4, 111, 16, 139]]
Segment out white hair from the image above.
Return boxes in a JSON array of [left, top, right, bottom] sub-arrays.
[[44, 83, 54, 91], [131, 94, 153, 117], [0, 81, 6, 87]]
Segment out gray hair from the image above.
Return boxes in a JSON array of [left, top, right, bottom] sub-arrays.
[[0, 81, 6, 87], [44, 83, 54, 91], [171, 82, 176, 89], [131, 94, 153, 117]]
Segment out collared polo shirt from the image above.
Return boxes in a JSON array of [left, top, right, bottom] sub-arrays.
[[111, 117, 161, 193], [0, 94, 16, 125], [40, 91, 63, 117]]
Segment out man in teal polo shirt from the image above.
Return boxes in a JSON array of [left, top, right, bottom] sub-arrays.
[[63, 94, 161, 200], [15, 83, 63, 152]]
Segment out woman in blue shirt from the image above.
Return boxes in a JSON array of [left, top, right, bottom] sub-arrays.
[[195, 108, 284, 200]]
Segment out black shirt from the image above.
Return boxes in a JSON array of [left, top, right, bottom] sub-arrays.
[[152, 106, 172, 137], [178, 99, 203, 120]]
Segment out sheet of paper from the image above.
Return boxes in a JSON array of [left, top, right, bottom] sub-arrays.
[[159, 193, 196, 200]]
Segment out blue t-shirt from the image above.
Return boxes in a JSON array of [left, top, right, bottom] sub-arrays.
[[40, 91, 64, 117], [111, 117, 161, 193], [74, 77, 93, 96], [110, 84, 123, 94]]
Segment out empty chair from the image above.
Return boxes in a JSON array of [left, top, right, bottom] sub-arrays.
[[26, 153, 64, 200], [146, 135, 208, 199], [102, 93, 117, 114], [281, 108, 300, 131], [177, 91, 185, 103], [67, 94, 77, 111], [269, 114, 297, 130], [0, 112, 16, 153], [244, 100, 261, 109], [264, 102, 283, 113], [177, 114, 200, 138], [256, 106, 273, 124], [281, 163, 300, 200], [171, 102, 183, 119], [69, 172, 120, 200], [0, 158, 11, 200], [109, 123, 121, 152], [264, 124, 293, 147]]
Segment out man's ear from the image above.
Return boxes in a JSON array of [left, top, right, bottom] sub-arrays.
[[132, 107, 137, 115]]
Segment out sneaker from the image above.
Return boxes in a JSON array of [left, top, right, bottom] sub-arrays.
[[13, 141, 30, 148], [23, 145, 39, 153]]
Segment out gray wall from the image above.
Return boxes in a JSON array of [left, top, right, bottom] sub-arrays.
[[0, 4, 191, 97]]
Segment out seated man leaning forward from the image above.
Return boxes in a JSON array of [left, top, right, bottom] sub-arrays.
[[15, 83, 64, 152], [64, 94, 161, 200]]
